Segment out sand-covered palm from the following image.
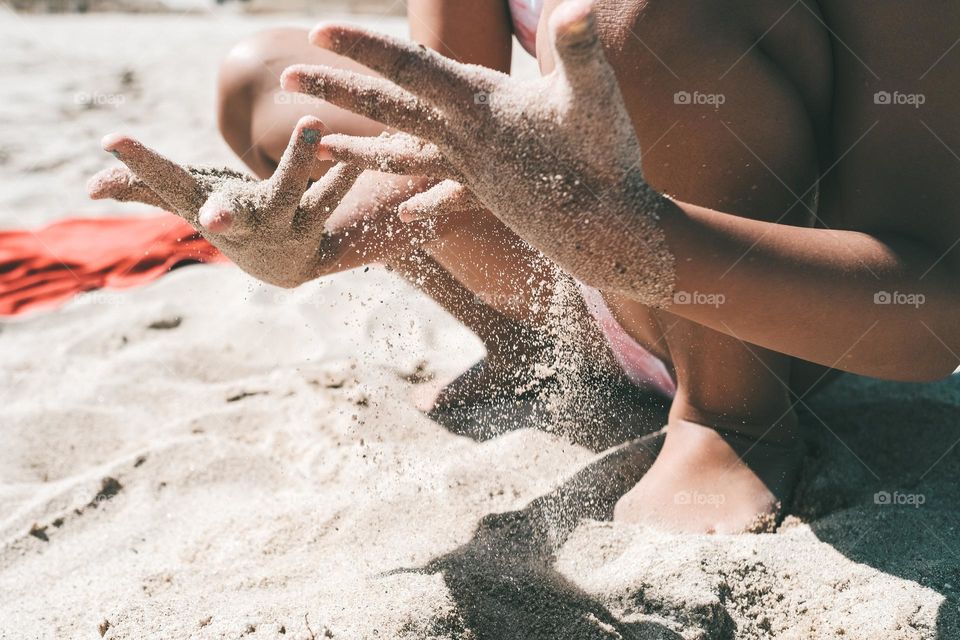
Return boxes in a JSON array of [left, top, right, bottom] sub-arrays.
[[281, 0, 675, 307], [88, 116, 362, 287]]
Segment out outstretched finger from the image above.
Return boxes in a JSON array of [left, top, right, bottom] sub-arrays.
[[308, 22, 497, 107], [548, 0, 615, 95], [87, 166, 172, 210], [318, 132, 457, 179], [101, 134, 203, 219], [281, 65, 444, 139], [297, 162, 365, 226], [398, 180, 484, 223], [264, 115, 327, 216]]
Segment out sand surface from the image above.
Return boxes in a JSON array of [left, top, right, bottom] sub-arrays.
[[2, 12, 960, 640]]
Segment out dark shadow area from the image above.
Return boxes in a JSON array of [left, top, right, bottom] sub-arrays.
[[795, 376, 960, 638], [428, 361, 670, 452], [424, 367, 959, 637], [390, 431, 692, 639]]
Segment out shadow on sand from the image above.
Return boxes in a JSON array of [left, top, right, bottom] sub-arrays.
[[428, 367, 670, 452], [419, 370, 959, 638], [391, 431, 686, 639], [795, 376, 960, 639]]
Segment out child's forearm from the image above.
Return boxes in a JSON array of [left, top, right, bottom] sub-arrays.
[[308, 173, 452, 277], [605, 195, 960, 382]]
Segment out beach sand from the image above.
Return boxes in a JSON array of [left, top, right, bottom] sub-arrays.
[[1, 12, 959, 640]]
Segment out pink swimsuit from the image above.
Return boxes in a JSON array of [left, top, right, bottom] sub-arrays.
[[507, 0, 677, 398], [508, 0, 543, 56]]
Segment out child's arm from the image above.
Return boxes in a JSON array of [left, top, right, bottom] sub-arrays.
[[286, 1, 960, 381], [649, 200, 960, 382]]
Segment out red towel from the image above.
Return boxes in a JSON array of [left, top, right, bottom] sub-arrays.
[[0, 214, 226, 316]]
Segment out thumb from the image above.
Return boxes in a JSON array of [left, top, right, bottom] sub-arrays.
[[397, 180, 483, 223], [549, 0, 609, 91]]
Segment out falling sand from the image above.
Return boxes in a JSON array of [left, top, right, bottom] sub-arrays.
[[287, 8, 678, 309]]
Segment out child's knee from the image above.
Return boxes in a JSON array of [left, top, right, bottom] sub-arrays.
[[216, 28, 308, 152]]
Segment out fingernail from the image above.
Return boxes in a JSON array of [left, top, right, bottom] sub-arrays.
[[302, 128, 321, 144], [280, 70, 301, 93], [110, 150, 122, 159], [315, 146, 334, 161], [101, 132, 128, 155], [308, 24, 336, 48], [556, 1, 595, 39], [199, 204, 234, 233], [562, 14, 593, 38]]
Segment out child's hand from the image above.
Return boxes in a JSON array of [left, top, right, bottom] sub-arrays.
[[279, 0, 676, 306], [87, 116, 362, 288]]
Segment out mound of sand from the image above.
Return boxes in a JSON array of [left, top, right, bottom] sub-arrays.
[[1, 13, 958, 640]]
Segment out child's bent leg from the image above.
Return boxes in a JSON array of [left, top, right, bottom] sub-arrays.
[[217, 27, 385, 181], [612, 301, 808, 533]]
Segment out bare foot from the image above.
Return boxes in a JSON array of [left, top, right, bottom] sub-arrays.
[[613, 420, 804, 533]]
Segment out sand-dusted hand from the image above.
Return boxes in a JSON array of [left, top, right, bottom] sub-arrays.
[[281, 0, 677, 307], [87, 116, 363, 288]]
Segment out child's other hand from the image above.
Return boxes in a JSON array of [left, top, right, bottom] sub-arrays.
[[87, 116, 362, 288], [281, 0, 655, 228]]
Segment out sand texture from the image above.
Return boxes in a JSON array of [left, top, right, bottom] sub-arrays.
[[1, 14, 959, 640]]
